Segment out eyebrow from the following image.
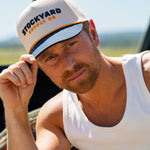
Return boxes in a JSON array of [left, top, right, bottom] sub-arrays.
[[61, 35, 80, 48], [37, 49, 53, 62]]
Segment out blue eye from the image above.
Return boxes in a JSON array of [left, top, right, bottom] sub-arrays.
[[46, 55, 56, 61], [45, 54, 58, 65], [67, 41, 77, 48]]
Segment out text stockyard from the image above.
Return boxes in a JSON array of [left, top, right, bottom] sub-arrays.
[[22, 8, 61, 36]]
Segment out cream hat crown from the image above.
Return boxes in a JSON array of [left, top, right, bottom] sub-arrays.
[[16, 0, 87, 57]]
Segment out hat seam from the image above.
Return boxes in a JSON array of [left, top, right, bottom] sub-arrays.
[[62, 0, 83, 22]]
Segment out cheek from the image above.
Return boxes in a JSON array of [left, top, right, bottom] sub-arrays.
[[43, 67, 63, 86]]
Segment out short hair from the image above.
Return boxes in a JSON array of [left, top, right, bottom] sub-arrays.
[[83, 21, 95, 42], [83, 21, 90, 36]]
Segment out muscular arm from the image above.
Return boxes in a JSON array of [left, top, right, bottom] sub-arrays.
[[0, 55, 71, 150], [0, 55, 38, 150], [36, 93, 71, 150], [5, 107, 38, 150], [142, 51, 150, 92]]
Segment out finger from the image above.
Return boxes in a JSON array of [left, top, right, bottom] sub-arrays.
[[8, 62, 32, 87], [19, 54, 38, 86], [19, 60, 38, 85], [10, 65, 28, 88], [20, 54, 38, 83], [19, 54, 36, 65], [16, 61, 33, 85], [0, 69, 21, 87]]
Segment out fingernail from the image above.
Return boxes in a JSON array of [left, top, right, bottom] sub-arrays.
[[29, 57, 35, 61], [17, 82, 21, 86], [28, 79, 32, 84], [23, 84, 28, 88]]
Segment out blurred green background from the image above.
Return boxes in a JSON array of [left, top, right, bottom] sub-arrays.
[[0, 31, 142, 65], [0, 0, 148, 65], [0, 46, 138, 65]]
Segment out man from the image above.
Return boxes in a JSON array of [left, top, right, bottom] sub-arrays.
[[0, 0, 150, 149]]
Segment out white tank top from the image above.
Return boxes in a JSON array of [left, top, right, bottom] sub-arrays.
[[63, 52, 150, 150]]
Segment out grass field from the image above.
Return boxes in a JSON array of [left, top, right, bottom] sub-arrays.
[[0, 46, 138, 65], [0, 47, 26, 65], [100, 46, 138, 57]]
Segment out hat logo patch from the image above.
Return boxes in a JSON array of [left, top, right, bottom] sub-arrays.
[[22, 8, 61, 36]]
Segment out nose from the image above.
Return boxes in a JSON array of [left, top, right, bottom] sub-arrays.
[[61, 53, 75, 70]]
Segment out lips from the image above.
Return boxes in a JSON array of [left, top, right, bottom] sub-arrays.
[[68, 70, 85, 81]]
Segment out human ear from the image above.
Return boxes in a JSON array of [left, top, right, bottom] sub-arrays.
[[88, 19, 100, 47]]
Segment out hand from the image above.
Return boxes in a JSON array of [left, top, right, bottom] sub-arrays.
[[0, 54, 38, 111]]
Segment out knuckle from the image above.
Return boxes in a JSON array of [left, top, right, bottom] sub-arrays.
[[9, 64, 21, 72], [8, 64, 14, 69], [19, 54, 34, 61], [18, 61, 26, 68], [0, 68, 20, 85], [27, 74, 32, 80], [3, 70, 16, 80], [19, 54, 28, 61], [1, 68, 11, 76], [4, 70, 11, 76]]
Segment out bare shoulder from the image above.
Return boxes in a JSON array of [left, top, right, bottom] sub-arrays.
[[36, 91, 64, 130], [142, 51, 150, 92], [142, 51, 150, 66], [35, 92, 71, 149]]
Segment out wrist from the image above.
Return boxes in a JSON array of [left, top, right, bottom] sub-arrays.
[[4, 101, 28, 112], [5, 105, 29, 124]]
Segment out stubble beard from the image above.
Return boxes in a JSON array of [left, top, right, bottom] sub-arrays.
[[61, 58, 100, 94]]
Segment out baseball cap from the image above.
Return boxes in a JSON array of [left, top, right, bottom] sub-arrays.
[[16, 0, 88, 58]]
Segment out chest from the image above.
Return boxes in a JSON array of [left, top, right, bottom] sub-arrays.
[[80, 96, 126, 127], [63, 90, 150, 150]]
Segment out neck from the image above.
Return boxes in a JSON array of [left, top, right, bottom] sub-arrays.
[[78, 54, 125, 107]]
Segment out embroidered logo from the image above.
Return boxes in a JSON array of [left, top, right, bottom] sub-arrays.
[[22, 8, 61, 36]]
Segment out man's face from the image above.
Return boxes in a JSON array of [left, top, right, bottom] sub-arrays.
[[37, 30, 101, 94]]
